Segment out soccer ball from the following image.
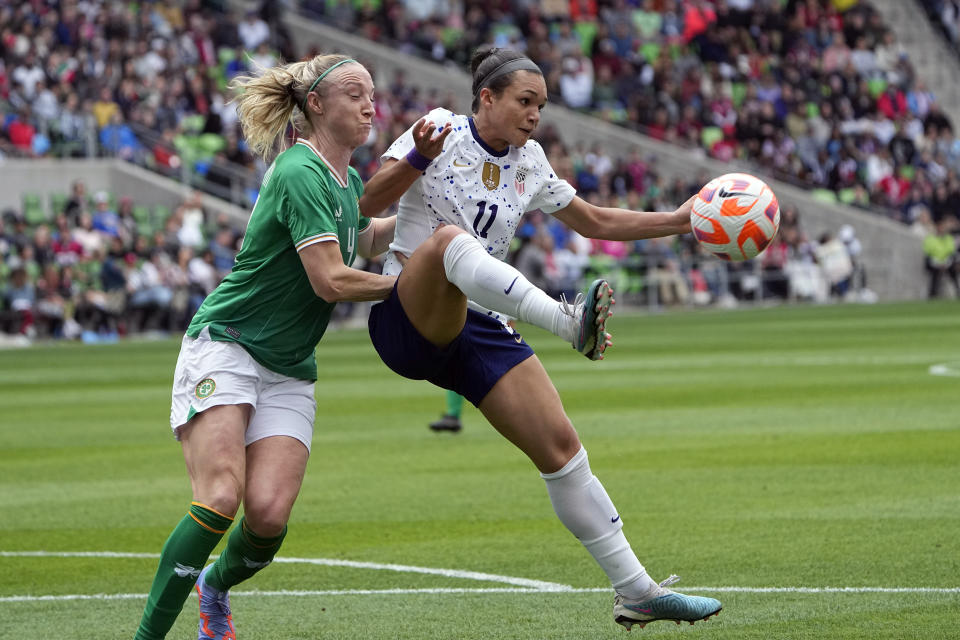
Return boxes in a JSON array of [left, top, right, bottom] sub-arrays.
[[690, 172, 780, 261]]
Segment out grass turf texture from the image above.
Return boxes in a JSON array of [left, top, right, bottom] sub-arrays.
[[1, 300, 958, 639]]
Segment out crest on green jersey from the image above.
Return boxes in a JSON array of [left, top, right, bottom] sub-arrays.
[[195, 378, 216, 399]]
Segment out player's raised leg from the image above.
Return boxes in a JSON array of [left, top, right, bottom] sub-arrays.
[[477, 358, 721, 629], [402, 225, 614, 358]]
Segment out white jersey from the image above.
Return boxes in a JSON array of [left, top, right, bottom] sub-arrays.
[[382, 108, 576, 279]]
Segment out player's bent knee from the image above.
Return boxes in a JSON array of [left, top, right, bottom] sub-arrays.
[[429, 224, 468, 255], [200, 484, 243, 518], [195, 468, 245, 517], [242, 502, 290, 538], [542, 425, 582, 472]]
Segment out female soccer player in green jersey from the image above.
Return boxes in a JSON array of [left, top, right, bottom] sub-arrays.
[[131, 55, 428, 640]]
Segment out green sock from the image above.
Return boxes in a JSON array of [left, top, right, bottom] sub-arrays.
[[206, 516, 287, 592], [133, 503, 233, 640], [445, 390, 464, 418]]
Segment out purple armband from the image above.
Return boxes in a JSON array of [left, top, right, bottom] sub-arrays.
[[405, 148, 432, 172]]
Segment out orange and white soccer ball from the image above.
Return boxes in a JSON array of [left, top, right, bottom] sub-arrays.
[[691, 172, 780, 261]]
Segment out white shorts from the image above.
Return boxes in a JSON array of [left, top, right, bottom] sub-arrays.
[[170, 327, 317, 451]]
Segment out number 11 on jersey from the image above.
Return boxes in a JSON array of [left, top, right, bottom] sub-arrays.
[[473, 200, 498, 239]]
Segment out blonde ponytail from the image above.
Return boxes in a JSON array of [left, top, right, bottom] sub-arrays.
[[229, 54, 356, 160]]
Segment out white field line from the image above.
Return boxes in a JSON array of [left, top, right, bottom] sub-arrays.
[[929, 363, 960, 377], [0, 550, 567, 590], [269, 556, 567, 590], [3, 586, 960, 604], [2, 551, 959, 604]]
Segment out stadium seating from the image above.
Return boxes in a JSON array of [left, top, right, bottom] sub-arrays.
[[0, 1, 946, 342], [300, 0, 960, 228]]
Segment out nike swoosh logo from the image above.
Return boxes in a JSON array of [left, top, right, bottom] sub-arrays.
[[514, 334, 523, 343], [717, 187, 753, 199], [453, 160, 471, 167], [611, 515, 620, 523], [504, 276, 519, 295]]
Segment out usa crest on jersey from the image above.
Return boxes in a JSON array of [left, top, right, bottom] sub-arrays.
[[515, 167, 527, 196]]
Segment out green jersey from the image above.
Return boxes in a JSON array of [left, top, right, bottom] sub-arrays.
[[187, 139, 370, 380]]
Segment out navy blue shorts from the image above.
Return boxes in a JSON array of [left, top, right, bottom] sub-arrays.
[[368, 282, 534, 406]]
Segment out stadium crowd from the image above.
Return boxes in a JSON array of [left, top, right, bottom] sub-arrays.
[[305, 0, 960, 229], [0, 184, 243, 342], [1, 1, 956, 342], [1, 1, 959, 228]]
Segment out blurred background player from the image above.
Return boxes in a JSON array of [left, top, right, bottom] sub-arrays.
[[429, 390, 465, 432]]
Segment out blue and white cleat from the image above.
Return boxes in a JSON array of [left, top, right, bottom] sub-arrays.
[[196, 565, 236, 640], [613, 575, 722, 631], [563, 278, 614, 360]]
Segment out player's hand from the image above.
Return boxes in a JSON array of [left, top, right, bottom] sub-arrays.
[[673, 195, 695, 234], [412, 117, 452, 160]]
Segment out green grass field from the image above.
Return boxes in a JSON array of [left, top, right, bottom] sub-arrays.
[[1, 301, 958, 639]]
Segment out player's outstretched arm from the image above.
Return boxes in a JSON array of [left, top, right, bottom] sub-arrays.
[[552, 195, 694, 241], [359, 118, 451, 217], [357, 216, 397, 258], [299, 241, 397, 302]]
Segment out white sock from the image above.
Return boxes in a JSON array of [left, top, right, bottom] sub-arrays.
[[442, 233, 575, 341], [541, 447, 658, 599]]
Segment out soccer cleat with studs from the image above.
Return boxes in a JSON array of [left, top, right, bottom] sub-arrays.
[[562, 279, 614, 361], [196, 565, 236, 640], [613, 575, 722, 631]]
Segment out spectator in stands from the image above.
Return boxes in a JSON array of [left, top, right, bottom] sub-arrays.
[[2, 264, 35, 336], [209, 227, 237, 277], [91, 86, 120, 130], [73, 212, 105, 257], [34, 263, 68, 338], [186, 247, 217, 315], [51, 214, 84, 265], [91, 191, 119, 237], [761, 234, 791, 300], [99, 111, 140, 160], [31, 225, 55, 268], [57, 92, 89, 156], [815, 230, 855, 298], [554, 232, 592, 299], [923, 216, 959, 298], [63, 180, 89, 226], [237, 10, 270, 51], [4, 211, 31, 254], [514, 230, 563, 298], [559, 54, 594, 110], [115, 197, 139, 248], [11, 50, 44, 100], [646, 236, 690, 306], [126, 249, 174, 332], [7, 108, 37, 153], [181, 189, 208, 238]]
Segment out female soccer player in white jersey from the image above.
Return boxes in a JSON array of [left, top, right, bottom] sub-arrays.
[[131, 55, 409, 640], [359, 48, 722, 630]]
